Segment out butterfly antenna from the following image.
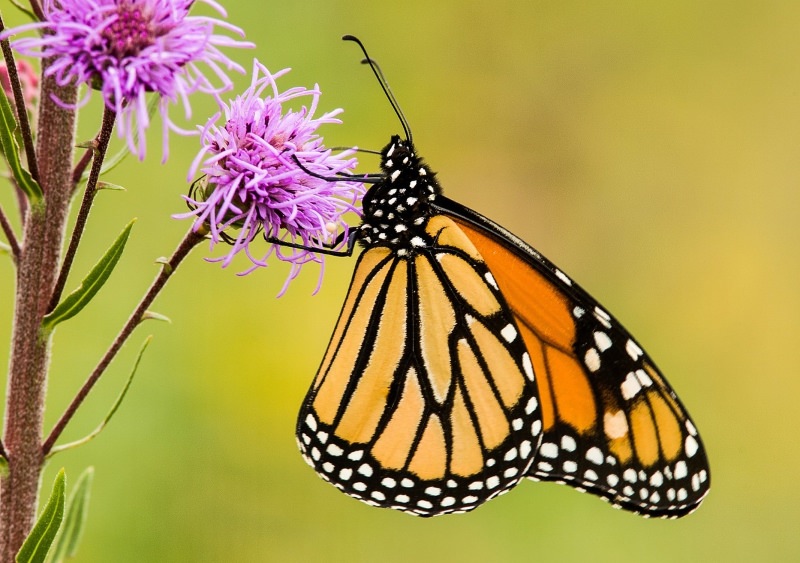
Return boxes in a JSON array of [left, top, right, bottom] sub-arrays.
[[343, 35, 413, 144]]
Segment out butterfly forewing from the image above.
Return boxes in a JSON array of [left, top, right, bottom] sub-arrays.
[[440, 197, 710, 517], [297, 215, 543, 516]]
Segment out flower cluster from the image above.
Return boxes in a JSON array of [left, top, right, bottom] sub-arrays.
[[179, 60, 365, 294], [6, 0, 252, 160]]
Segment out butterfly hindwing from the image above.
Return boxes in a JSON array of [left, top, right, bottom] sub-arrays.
[[438, 196, 710, 517], [296, 215, 543, 516]]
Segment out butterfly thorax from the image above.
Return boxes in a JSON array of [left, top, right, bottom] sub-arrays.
[[358, 136, 442, 253]]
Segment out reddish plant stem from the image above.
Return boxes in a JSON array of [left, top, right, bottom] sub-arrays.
[[47, 106, 116, 313], [29, 2, 44, 22], [71, 144, 94, 189], [42, 227, 207, 456], [0, 61, 77, 561], [0, 204, 19, 262]]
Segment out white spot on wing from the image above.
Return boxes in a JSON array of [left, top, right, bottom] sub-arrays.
[[586, 447, 604, 465], [635, 368, 653, 387], [555, 268, 572, 286], [584, 348, 601, 372], [501, 324, 518, 343], [326, 444, 344, 456], [305, 414, 317, 431], [522, 352, 534, 380], [604, 410, 629, 439], [621, 372, 642, 400], [626, 339, 643, 360], [594, 307, 612, 328], [594, 331, 612, 352], [540, 442, 558, 458], [685, 435, 699, 457]]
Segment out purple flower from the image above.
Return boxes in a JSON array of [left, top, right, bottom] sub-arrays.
[[178, 60, 365, 295], [5, 0, 252, 160]]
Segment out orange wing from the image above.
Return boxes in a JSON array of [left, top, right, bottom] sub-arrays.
[[441, 196, 710, 518], [296, 215, 543, 516]]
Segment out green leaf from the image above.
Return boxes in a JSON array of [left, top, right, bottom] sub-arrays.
[[42, 219, 136, 332], [16, 469, 66, 563], [96, 181, 126, 192], [0, 456, 8, 478], [0, 81, 41, 202], [47, 337, 151, 458], [141, 311, 171, 323], [9, 0, 38, 21], [49, 467, 94, 563]]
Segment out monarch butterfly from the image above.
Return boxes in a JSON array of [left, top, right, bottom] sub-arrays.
[[295, 36, 710, 518]]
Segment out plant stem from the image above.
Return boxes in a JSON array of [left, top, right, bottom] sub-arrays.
[[48, 106, 116, 312], [0, 60, 77, 561], [0, 204, 19, 262], [71, 144, 94, 189], [42, 227, 207, 456]]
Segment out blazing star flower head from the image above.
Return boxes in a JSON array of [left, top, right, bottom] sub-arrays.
[[178, 60, 365, 295], [5, 0, 252, 160]]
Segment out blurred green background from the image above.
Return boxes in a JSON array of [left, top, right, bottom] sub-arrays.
[[1, 0, 798, 561]]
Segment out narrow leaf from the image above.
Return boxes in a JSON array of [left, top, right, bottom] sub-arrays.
[[9, 0, 38, 21], [49, 467, 94, 563], [43, 219, 136, 332], [141, 311, 171, 323], [0, 83, 41, 202], [47, 337, 151, 458], [96, 181, 126, 191], [16, 469, 66, 563]]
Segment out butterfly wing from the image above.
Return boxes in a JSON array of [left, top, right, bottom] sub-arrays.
[[296, 215, 543, 516], [437, 196, 710, 518]]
